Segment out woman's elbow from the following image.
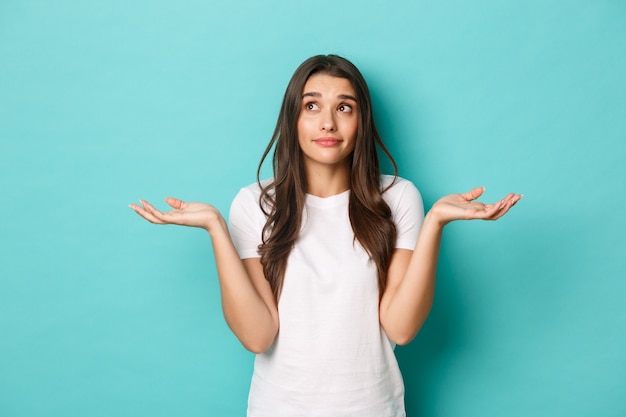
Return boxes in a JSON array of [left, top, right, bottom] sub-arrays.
[[242, 338, 273, 354], [383, 315, 429, 346], [238, 327, 278, 354], [388, 330, 418, 346]]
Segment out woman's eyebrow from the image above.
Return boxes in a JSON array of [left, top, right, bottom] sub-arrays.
[[302, 92, 357, 101], [338, 94, 357, 101]]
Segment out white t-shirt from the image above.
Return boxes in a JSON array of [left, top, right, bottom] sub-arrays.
[[229, 175, 424, 417]]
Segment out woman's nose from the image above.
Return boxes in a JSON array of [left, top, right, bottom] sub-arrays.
[[320, 111, 336, 132]]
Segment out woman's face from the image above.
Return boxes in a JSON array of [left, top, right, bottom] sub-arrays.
[[297, 74, 358, 172]]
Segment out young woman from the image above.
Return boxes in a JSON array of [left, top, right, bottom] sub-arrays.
[[129, 55, 521, 416]]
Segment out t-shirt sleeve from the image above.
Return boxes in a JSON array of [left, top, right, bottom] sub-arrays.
[[228, 186, 267, 259], [390, 179, 424, 250]]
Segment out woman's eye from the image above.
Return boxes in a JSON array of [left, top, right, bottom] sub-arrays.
[[338, 104, 352, 113], [305, 102, 319, 111]]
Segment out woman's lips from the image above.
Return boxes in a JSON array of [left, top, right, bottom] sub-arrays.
[[313, 137, 342, 147]]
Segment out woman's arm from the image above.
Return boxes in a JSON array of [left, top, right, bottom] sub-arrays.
[[379, 187, 522, 345], [129, 198, 279, 353]]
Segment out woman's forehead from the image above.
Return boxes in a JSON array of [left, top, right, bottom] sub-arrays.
[[302, 74, 356, 98]]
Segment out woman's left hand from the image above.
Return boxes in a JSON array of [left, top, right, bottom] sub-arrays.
[[430, 187, 522, 226]]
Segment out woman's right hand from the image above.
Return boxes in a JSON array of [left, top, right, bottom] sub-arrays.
[[129, 198, 224, 232]]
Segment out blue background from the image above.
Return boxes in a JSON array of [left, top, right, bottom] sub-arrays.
[[1, 0, 625, 416]]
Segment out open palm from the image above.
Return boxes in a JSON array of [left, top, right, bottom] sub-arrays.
[[129, 198, 222, 230], [432, 187, 522, 225]]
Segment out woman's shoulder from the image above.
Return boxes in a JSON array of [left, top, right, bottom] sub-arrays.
[[230, 179, 274, 215], [381, 174, 423, 207], [381, 174, 419, 193]]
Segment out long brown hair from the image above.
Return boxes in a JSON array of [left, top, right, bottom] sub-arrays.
[[257, 54, 398, 300]]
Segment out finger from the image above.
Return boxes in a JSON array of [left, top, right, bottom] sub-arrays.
[[138, 210, 165, 224], [502, 193, 517, 204], [129, 203, 165, 224], [497, 194, 522, 211], [477, 198, 509, 219], [139, 199, 158, 213], [461, 186, 485, 202], [468, 193, 522, 220], [165, 197, 184, 210], [487, 196, 520, 219], [480, 202, 504, 219], [139, 200, 170, 223]]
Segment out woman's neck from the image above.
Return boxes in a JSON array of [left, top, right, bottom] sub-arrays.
[[304, 162, 350, 198]]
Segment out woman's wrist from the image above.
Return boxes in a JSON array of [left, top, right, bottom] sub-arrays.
[[205, 212, 228, 236], [424, 204, 449, 229]]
